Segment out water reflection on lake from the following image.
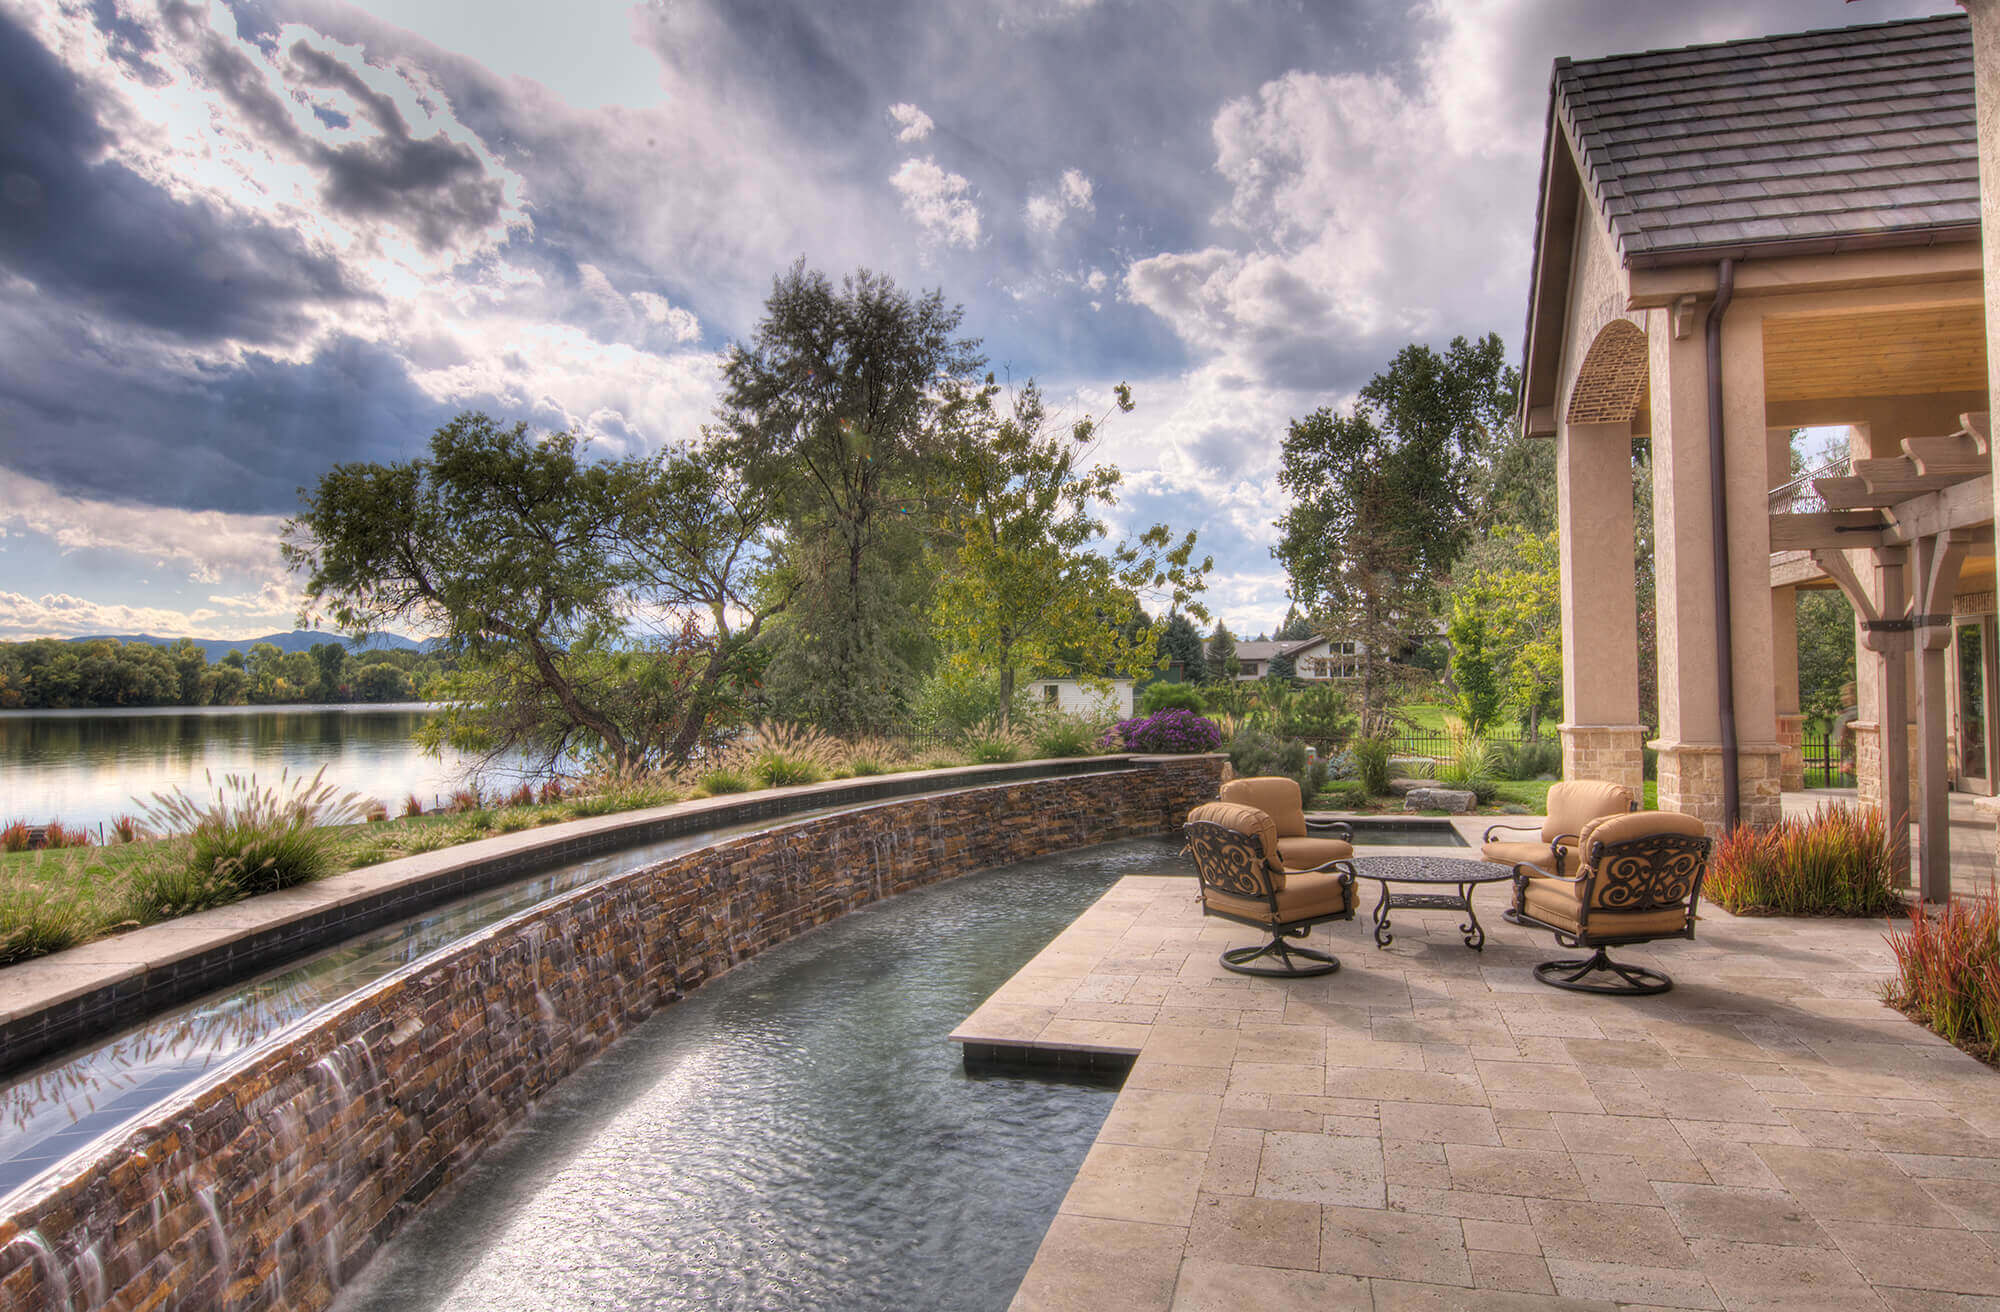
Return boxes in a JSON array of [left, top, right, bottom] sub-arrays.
[[0, 704, 529, 832]]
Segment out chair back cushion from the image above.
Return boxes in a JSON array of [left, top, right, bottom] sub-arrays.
[[1185, 802, 1281, 899], [1577, 810, 1709, 911], [1544, 779, 1635, 843], [1220, 776, 1306, 837]]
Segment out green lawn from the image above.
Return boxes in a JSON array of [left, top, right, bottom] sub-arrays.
[[1312, 777, 1658, 817]]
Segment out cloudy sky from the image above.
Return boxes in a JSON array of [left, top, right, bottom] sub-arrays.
[[0, 0, 1952, 642]]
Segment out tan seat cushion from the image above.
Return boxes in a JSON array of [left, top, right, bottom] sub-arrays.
[[1276, 834, 1353, 871], [1544, 779, 1635, 843], [1220, 776, 1306, 838], [1481, 839, 1572, 875], [1187, 800, 1283, 875], [1205, 869, 1351, 925], [1519, 877, 1690, 937]]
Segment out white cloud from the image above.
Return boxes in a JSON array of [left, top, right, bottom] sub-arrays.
[[0, 591, 226, 641], [1025, 167, 1095, 236], [888, 102, 935, 142], [632, 292, 702, 343], [0, 473, 291, 588], [890, 157, 982, 249]]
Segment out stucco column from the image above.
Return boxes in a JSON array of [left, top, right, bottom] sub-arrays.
[[1957, 0, 2000, 881], [1556, 419, 1645, 793], [1648, 300, 1784, 833]]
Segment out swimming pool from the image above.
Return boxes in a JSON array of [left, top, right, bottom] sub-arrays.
[[331, 839, 1179, 1312]]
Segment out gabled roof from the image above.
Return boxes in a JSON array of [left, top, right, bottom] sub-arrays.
[[1235, 638, 1323, 662], [1554, 13, 1976, 269]]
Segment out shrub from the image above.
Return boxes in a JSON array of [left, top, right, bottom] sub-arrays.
[[137, 767, 367, 898], [1027, 710, 1105, 759], [124, 843, 243, 922], [505, 782, 538, 808], [402, 793, 426, 818], [696, 769, 752, 796], [1494, 739, 1562, 781], [446, 786, 484, 813], [1886, 890, 2000, 1061], [1319, 781, 1366, 811], [1353, 736, 1391, 796], [735, 724, 843, 788], [960, 719, 1028, 764], [1138, 681, 1207, 715], [40, 822, 92, 849], [1435, 733, 1499, 804], [0, 880, 96, 963], [1704, 804, 1899, 916], [108, 814, 145, 844], [1226, 727, 1325, 797], [537, 779, 568, 805], [0, 822, 30, 853], [1104, 709, 1223, 755]]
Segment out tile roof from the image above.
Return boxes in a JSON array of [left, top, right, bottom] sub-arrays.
[[1554, 13, 1977, 267]]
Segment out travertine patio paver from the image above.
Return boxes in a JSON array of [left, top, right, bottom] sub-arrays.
[[953, 838, 2000, 1312]]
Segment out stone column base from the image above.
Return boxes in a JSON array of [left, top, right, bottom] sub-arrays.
[[1558, 723, 1647, 795], [1651, 741, 1785, 835], [1850, 720, 1923, 818], [1776, 712, 1805, 791]]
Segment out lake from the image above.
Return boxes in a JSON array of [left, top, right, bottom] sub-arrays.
[[0, 704, 530, 835]]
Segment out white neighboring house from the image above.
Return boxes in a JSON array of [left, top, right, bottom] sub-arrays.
[[1231, 637, 1361, 682], [1031, 677, 1136, 718]]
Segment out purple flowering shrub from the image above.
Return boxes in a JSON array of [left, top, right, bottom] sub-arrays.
[[1101, 708, 1223, 754]]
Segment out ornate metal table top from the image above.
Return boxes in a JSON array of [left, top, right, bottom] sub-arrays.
[[1348, 855, 1514, 885]]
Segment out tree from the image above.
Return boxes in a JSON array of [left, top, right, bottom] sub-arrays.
[[1446, 595, 1504, 734], [1207, 621, 1238, 684], [928, 382, 1209, 720], [715, 262, 985, 734], [311, 642, 348, 703], [1276, 335, 1516, 726], [1471, 528, 1564, 738], [284, 412, 788, 775], [1157, 611, 1206, 683], [1797, 588, 1856, 723]]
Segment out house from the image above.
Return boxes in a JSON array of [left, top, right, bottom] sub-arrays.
[[1230, 637, 1361, 681], [1519, 12, 1986, 898], [1029, 677, 1135, 719]]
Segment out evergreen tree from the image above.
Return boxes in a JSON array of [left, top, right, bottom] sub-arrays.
[[1157, 611, 1206, 683], [1207, 621, 1239, 683]]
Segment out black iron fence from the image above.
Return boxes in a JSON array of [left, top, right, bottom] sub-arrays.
[[1802, 731, 1854, 788], [1386, 728, 1529, 761]]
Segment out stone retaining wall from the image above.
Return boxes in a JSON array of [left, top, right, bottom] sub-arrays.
[[0, 756, 1220, 1312]]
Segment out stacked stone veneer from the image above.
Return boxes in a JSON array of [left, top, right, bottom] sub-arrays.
[[0, 756, 1220, 1312], [1655, 743, 1783, 835], [1775, 713, 1805, 791], [1558, 723, 1647, 795]]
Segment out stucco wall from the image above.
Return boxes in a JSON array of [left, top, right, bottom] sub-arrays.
[[0, 757, 1221, 1312]]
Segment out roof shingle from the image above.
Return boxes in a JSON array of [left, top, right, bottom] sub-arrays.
[[1554, 14, 1977, 265]]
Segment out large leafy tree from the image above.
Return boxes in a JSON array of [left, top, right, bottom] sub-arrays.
[[1458, 527, 1563, 738], [929, 383, 1208, 719], [715, 262, 985, 733], [1276, 334, 1517, 725], [283, 412, 786, 775]]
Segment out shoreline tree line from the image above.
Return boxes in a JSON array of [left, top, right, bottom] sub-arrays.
[[0, 638, 441, 710]]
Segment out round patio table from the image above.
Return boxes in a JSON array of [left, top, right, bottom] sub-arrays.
[[1346, 855, 1515, 952]]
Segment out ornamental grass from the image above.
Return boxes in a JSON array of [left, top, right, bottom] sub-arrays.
[[1886, 890, 2000, 1064], [1704, 804, 1899, 917]]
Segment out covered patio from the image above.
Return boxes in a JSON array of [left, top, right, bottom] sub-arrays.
[[1517, 13, 1990, 900]]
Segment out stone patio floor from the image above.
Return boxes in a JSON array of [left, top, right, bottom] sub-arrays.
[[955, 835, 2000, 1312]]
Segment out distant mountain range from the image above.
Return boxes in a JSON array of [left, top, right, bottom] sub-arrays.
[[66, 630, 438, 660]]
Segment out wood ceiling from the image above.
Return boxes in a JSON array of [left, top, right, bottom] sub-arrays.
[[1763, 303, 1986, 403]]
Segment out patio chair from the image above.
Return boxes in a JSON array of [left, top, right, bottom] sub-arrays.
[[1219, 775, 1355, 869], [1480, 779, 1635, 878], [1502, 810, 1710, 995], [1184, 800, 1356, 977]]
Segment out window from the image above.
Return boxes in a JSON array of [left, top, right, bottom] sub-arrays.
[[1240, 661, 1258, 676], [1043, 684, 1060, 704], [1332, 641, 1360, 679]]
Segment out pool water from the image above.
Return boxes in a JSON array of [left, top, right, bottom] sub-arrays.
[[332, 839, 1179, 1312], [1346, 818, 1469, 848]]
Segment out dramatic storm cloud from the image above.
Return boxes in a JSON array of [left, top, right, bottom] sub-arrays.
[[0, 0, 1949, 638]]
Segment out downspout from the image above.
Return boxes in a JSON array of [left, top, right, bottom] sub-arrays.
[[1705, 258, 1740, 829]]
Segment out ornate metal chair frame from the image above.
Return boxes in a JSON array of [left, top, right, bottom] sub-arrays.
[[1481, 792, 1637, 878], [1502, 825, 1710, 995], [1183, 818, 1357, 978]]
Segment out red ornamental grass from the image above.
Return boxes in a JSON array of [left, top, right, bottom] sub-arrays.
[[1887, 890, 2000, 1058], [1703, 803, 1896, 917], [39, 822, 91, 849], [0, 821, 30, 853], [402, 793, 425, 818], [506, 783, 537, 808]]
